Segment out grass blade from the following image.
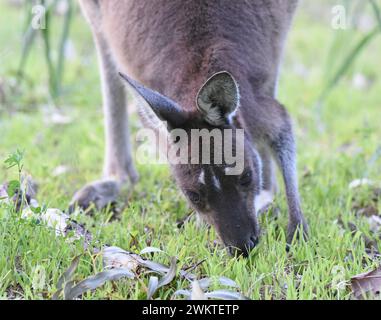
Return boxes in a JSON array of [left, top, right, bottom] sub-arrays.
[[370, 0, 381, 28], [319, 27, 380, 103], [56, 0, 73, 94], [17, 1, 36, 78], [41, 1, 58, 99]]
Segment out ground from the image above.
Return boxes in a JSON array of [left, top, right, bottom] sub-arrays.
[[0, 1, 380, 300]]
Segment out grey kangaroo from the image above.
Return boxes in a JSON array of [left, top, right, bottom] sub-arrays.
[[73, 0, 308, 256]]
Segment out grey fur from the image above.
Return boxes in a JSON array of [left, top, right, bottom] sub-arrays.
[[75, 0, 308, 255], [72, 0, 138, 212]]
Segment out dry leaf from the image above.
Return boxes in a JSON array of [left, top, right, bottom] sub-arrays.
[[46, 112, 73, 125], [0, 183, 9, 204], [367, 215, 381, 233], [174, 277, 244, 301], [21, 205, 93, 246], [145, 257, 177, 300], [64, 268, 135, 300], [349, 179, 375, 189], [351, 266, 381, 299], [352, 73, 372, 90], [191, 280, 207, 300], [173, 289, 191, 298], [197, 276, 238, 290], [1, 179, 210, 300], [147, 276, 159, 300], [157, 257, 177, 287], [102, 246, 140, 272], [205, 290, 248, 300], [52, 165, 70, 177], [355, 205, 379, 217], [52, 255, 81, 300]]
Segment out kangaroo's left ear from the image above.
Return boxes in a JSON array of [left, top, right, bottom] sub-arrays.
[[119, 72, 189, 130], [196, 71, 240, 126]]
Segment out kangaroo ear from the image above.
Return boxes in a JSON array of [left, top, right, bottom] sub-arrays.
[[196, 71, 240, 126], [119, 72, 188, 130]]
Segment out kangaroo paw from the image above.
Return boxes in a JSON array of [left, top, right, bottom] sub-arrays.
[[69, 180, 121, 213], [286, 217, 309, 246]]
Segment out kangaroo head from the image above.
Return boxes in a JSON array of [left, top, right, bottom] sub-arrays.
[[120, 71, 262, 256]]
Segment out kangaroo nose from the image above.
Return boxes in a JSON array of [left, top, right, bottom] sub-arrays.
[[228, 236, 259, 257], [244, 236, 259, 256], [249, 235, 259, 248]]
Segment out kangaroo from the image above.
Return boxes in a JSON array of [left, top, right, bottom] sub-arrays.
[[73, 0, 308, 256]]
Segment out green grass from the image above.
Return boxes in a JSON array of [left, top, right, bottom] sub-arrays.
[[1, 1, 381, 300]]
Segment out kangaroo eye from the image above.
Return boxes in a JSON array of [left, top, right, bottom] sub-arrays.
[[187, 191, 201, 204], [239, 171, 252, 187]]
